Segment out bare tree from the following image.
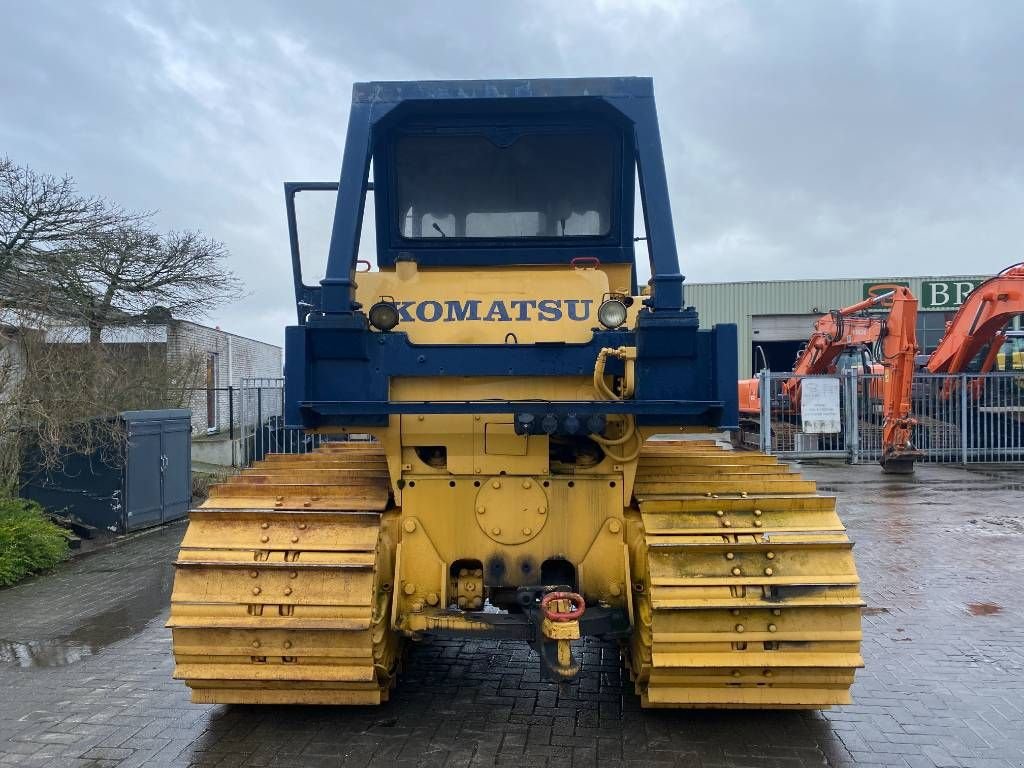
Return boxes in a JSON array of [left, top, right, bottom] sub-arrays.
[[0, 158, 245, 489], [69, 226, 244, 344], [1, 156, 243, 337], [10, 327, 206, 479], [0, 327, 22, 494], [0, 156, 132, 314]]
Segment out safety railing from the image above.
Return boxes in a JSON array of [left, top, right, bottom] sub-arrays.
[[751, 370, 1024, 464]]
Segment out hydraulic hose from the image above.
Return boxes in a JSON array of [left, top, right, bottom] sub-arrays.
[[591, 347, 643, 462], [593, 426, 643, 463], [592, 348, 619, 401]]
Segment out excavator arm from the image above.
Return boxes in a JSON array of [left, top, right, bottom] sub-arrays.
[[877, 287, 921, 473], [739, 294, 892, 416], [926, 263, 1024, 378], [781, 290, 905, 403]]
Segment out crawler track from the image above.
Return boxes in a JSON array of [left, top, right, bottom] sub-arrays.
[[625, 441, 864, 708], [169, 443, 402, 705], [171, 440, 861, 709]]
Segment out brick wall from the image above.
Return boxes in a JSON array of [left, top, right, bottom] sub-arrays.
[[166, 321, 282, 434]]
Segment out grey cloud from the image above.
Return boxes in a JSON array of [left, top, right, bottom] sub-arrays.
[[3, 0, 1021, 345]]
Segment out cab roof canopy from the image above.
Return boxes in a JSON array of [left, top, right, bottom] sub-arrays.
[[315, 76, 686, 316]]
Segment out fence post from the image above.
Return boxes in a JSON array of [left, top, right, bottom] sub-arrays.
[[279, 385, 286, 453], [228, 386, 235, 441], [759, 371, 772, 455], [846, 371, 859, 464], [256, 387, 263, 463], [241, 381, 249, 467], [960, 374, 969, 465]]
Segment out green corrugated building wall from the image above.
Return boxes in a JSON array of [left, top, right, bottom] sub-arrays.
[[683, 274, 1000, 377]]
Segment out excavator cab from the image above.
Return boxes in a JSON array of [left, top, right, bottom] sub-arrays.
[[996, 331, 1024, 372]]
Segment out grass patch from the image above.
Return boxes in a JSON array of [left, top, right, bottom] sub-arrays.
[[0, 497, 70, 587], [191, 468, 234, 503]]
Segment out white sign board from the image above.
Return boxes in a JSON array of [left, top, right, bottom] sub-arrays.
[[801, 377, 841, 434]]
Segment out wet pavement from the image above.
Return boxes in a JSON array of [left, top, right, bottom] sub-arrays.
[[0, 462, 1021, 768]]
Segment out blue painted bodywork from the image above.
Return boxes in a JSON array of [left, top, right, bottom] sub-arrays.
[[283, 77, 739, 431]]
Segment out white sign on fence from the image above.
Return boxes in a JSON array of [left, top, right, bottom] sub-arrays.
[[801, 377, 841, 434]]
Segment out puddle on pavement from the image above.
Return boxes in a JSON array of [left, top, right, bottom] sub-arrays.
[[0, 638, 95, 667], [0, 564, 172, 668], [819, 471, 1024, 496], [966, 602, 1003, 616]]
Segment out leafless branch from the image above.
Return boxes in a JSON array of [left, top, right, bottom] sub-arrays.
[[0, 158, 246, 488]]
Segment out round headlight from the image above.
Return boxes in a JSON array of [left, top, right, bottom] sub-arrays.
[[368, 301, 400, 331], [597, 298, 628, 329]]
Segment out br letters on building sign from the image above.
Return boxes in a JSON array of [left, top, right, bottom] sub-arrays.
[[920, 280, 981, 310], [863, 280, 983, 310]]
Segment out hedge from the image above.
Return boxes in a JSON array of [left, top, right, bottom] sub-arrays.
[[0, 497, 70, 587]]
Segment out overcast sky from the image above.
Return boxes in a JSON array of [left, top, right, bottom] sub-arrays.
[[3, 1, 1023, 345]]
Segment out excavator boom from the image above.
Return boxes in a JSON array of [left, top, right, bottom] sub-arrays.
[[787, 290, 897, 385], [926, 263, 1024, 376]]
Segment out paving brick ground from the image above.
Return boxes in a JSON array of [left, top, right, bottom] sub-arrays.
[[0, 462, 1021, 768]]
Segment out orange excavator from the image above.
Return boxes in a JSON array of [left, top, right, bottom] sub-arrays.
[[924, 263, 1024, 389], [738, 286, 920, 473]]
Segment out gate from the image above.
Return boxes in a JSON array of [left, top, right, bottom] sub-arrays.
[[754, 372, 851, 459], [754, 370, 1024, 464]]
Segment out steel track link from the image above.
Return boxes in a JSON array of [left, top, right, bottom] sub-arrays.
[[169, 443, 403, 705], [624, 441, 864, 709]]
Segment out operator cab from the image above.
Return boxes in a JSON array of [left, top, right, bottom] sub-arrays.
[[370, 105, 637, 279], [285, 78, 738, 433], [834, 348, 874, 374], [963, 328, 1024, 373], [995, 331, 1024, 372]]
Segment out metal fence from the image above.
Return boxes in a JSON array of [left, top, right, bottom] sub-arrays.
[[747, 370, 1024, 464], [164, 380, 330, 467], [222, 372, 1024, 468], [238, 377, 327, 466]]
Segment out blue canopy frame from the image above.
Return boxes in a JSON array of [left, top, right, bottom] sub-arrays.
[[283, 77, 738, 431]]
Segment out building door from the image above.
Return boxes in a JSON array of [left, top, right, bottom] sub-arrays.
[[750, 314, 822, 375], [752, 340, 807, 375], [205, 353, 217, 431]]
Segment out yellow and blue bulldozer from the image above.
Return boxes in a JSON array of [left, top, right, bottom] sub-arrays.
[[169, 77, 863, 708]]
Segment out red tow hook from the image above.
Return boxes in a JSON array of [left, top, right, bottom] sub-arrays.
[[541, 591, 586, 622], [537, 591, 586, 680]]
